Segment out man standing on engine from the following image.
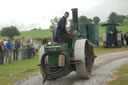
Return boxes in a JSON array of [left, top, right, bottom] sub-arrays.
[[56, 12, 69, 43]]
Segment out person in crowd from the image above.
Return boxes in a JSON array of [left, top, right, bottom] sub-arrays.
[[6, 39, 13, 64], [3, 39, 8, 46], [56, 12, 69, 43], [0, 40, 5, 65], [26, 38, 32, 59], [34, 40, 39, 56], [21, 37, 27, 60], [30, 39, 35, 57], [39, 39, 47, 62], [13, 39, 20, 61], [120, 31, 125, 45], [124, 31, 128, 46], [3, 40, 8, 62]]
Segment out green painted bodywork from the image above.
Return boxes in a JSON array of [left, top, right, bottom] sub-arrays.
[[45, 44, 68, 66], [45, 43, 68, 52], [72, 32, 79, 49], [105, 25, 117, 43], [79, 23, 99, 45], [102, 23, 118, 47]]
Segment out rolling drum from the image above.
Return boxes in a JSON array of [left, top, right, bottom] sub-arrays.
[[74, 39, 93, 78]]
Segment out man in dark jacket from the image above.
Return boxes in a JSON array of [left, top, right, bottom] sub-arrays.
[[56, 12, 69, 43]]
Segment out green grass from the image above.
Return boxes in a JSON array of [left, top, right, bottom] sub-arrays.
[[117, 23, 128, 34], [16, 29, 52, 39], [0, 29, 52, 40], [94, 45, 128, 56], [108, 64, 128, 85], [0, 57, 39, 85], [98, 23, 105, 39]]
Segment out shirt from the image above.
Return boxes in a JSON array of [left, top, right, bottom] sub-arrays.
[[34, 44, 39, 50], [6, 42, 12, 52], [14, 42, 20, 50], [3, 41, 7, 46]]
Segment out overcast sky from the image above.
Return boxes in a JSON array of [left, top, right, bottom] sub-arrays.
[[0, 0, 128, 31]]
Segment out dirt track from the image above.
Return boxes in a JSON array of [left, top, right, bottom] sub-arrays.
[[14, 51, 128, 85]]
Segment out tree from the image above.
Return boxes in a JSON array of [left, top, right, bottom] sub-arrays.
[[117, 15, 126, 23], [78, 16, 88, 24], [78, 16, 92, 25], [93, 16, 100, 24], [108, 12, 126, 24], [87, 18, 92, 24], [126, 15, 128, 19], [108, 12, 118, 23], [49, 17, 60, 31], [0, 26, 20, 39]]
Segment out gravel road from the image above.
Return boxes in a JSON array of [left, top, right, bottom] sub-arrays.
[[14, 51, 128, 85]]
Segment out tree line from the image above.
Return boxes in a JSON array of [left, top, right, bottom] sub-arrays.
[[0, 11, 128, 39], [108, 12, 128, 24], [49, 12, 128, 31]]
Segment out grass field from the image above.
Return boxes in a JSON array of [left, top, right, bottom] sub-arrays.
[[0, 57, 39, 85], [0, 29, 52, 40], [108, 64, 128, 85], [94, 45, 128, 56]]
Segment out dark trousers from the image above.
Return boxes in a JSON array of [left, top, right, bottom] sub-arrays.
[[31, 48, 35, 57], [121, 37, 124, 45], [56, 30, 65, 43], [13, 50, 19, 61], [126, 38, 128, 45], [0, 52, 4, 65], [56, 35, 65, 43], [27, 48, 32, 59]]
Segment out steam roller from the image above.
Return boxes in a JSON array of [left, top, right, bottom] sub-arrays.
[[38, 8, 97, 83]]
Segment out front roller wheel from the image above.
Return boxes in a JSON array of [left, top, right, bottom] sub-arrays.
[[40, 67, 54, 80], [74, 39, 94, 79]]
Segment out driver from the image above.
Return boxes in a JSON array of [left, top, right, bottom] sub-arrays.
[[56, 12, 69, 43]]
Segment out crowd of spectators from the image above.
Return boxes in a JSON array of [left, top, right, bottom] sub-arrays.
[[0, 37, 39, 65]]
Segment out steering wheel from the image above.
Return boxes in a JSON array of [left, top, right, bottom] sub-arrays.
[[65, 32, 73, 39]]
